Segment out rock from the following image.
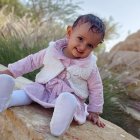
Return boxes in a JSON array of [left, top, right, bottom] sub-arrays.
[[110, 30, 140, 52], [128, 88, 140, 101], [0, 65, 138, 140], [0, 105, 138, 140], [107, 51, 140, 71], [98, 30, 140, 126]]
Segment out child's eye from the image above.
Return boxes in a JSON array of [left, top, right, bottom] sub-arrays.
[[77, 37, 83, 41], [87, 44, 94, 49]]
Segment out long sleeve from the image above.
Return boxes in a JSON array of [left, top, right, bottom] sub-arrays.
[[8, 49, 46, 78], [87, 66, 104, 113]]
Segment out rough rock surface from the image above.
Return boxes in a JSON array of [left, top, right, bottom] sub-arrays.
[[0, 105, 138, 140], [110, 30, 140, 52], [98, 30, 140, 139], [0, 64, 138, 140], [99, 30, 140, 120]]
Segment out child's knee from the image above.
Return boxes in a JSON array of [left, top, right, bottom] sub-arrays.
[[0, 74, 15, 87], [59, 92, 77, 107]]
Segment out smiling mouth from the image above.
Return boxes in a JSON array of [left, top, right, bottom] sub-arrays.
[[75, 48, 84, 54]]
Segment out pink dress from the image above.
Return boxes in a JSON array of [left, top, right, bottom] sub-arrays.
[[8, 38, 104, 124]]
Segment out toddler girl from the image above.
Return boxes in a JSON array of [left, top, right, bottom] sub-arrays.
[[0, 14, 105, 136]]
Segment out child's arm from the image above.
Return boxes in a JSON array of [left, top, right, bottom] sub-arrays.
[[87, 66, 105, 127], [7, 49, 46, 78]]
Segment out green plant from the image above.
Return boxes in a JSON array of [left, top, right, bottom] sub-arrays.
[[0, 37, 47, 80], [101, 78, 126, 124]]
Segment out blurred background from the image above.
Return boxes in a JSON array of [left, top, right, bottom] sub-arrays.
[[0, 0, 139, 139]]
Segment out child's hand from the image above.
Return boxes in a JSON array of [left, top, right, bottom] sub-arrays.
[[87, 112, 105, 128], [0, 70, 14, 77]]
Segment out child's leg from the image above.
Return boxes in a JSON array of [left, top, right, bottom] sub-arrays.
[[0, 74, 15, 112], [50, 92, 77, 136], [8, 90, 32, 107]]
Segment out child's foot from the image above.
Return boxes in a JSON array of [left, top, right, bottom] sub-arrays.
[[50, 92, 77, 136], [0, 74, 15, 112]]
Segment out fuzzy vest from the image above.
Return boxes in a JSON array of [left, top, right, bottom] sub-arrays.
[[35, 42, 97, 99]]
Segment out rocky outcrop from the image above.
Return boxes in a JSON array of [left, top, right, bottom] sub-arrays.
[[107, 30, 140, 113], [110, 30, 140, 52], [0, 64, 138, 140], [98, 30, 140, 139], [1, 104, 138, 140]]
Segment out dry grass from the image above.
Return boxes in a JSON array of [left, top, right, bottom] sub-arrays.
[[0, 6, 65, 48]]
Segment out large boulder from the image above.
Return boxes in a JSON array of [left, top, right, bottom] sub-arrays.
[[0, 64, 138, 140], [110, 30, 140, 52], [98, 30, 140, 138]]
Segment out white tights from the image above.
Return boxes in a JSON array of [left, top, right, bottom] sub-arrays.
[[0, 74, 78, 136], [0, 74, 32, 112], [8, 90, 32, 107], [50, 92, 77, 136]]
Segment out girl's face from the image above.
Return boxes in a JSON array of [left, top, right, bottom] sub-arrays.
[[63, 22, 102, 59]]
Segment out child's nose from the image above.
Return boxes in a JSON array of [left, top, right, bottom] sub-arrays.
[[79, 44, 86, 52]]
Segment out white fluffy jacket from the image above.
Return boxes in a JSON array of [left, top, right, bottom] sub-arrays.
[[35, 42, 97, 99]]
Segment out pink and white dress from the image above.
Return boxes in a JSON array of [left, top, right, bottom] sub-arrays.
[[8, 38, 104, 124]]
